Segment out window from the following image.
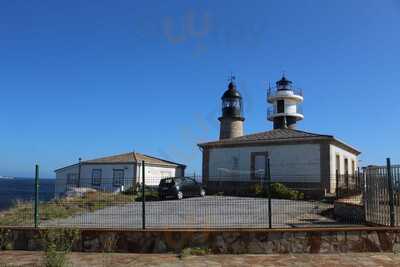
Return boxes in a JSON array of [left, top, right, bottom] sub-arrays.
[[113, 169, 125, 187], [66, 173, 78, 187], [277, 100, 285, 113], [91, 169, 102, 186], [251, 152, 268, 180], [344, 158, 349, 175]]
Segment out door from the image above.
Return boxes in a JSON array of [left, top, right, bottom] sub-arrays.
[[251, 152, 269, 180]]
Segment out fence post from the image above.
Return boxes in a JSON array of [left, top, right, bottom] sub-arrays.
[[34, 164, 39, 228], [142, 160, 146, 230], [386, 158, 395, 227], [362, 168, 368, 222], [336, 170, 339, 199], [265, 154, 272, 229]]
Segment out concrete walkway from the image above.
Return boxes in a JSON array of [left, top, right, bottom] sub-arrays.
[[1, 251, 399, 267]]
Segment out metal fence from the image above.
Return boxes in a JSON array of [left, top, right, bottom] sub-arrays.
[[364, 161, 400, 227], [1, 160, 399, 229], [335, 160, 400, 227]]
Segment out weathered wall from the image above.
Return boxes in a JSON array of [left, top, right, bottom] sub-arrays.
[[55, 164, 136, 196], [136, 164, 184, 186], [208, 144, 321, 183], [329, 144, 359, 193], [80, 164, 136, 191], [55, 163, 184, 195], [219, 118, 244, 140], [55, 165, 79, 197], [1, 228, 400, 254]]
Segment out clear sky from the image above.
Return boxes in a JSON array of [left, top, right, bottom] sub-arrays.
[[1, 0, 400, 178]]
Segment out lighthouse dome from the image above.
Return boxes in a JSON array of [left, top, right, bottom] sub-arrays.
[[221, 82, 242, 99]]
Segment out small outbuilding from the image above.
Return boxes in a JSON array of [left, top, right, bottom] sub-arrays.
[[54, 152, 186, 197]]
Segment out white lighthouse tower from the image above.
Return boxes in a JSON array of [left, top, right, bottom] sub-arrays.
[[267, 75, 304, 129]]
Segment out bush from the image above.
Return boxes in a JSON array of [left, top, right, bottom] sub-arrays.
[[40, 228, 80, 267], [122, 183, 141, 195], [271, 183, 304, 200], [180, 247, 210, 257], [134, 191, 159, 202], [254, 182, 304, 200]]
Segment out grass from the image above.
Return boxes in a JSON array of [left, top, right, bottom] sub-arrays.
[[0, 191, 136, 226]]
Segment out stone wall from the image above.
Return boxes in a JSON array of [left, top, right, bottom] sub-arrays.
[[1, 228, 400, 254]]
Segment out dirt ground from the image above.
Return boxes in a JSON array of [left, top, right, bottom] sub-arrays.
[[1, 251, 400, 267]]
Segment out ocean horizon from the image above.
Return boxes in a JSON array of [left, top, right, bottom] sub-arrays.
[[0, 177, 55, 211]]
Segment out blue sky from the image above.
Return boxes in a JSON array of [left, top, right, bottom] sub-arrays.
[[1, 0, 400, 178]]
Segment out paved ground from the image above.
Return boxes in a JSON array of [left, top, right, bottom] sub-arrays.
[[1, 251, 400, 266], [43, 196, 341, 228]]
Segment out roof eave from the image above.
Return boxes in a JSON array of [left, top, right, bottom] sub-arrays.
[[199, 136, 361, 156], [198, 136, 332, 148], [331, 138, 362, 155]]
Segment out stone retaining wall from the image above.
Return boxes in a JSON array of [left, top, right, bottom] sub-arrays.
[[1, 228, 400, 254]]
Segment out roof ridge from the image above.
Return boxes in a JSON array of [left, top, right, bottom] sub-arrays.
[[82, 151, 135, 163], [137, 153, 185, 167], [288, 128, 333, 138]]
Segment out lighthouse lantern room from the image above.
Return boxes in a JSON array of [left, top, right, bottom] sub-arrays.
[[218, 77, 245, 140], [267, 75, 304, 129]]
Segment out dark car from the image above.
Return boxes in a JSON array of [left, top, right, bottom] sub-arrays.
[[158, 177, 206, 200]]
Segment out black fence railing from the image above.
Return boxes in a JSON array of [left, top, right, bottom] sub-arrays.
[[1, 159, 399, 229], [336, 172, 364, 199]]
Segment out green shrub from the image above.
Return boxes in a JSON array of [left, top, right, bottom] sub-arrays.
[[44, 243, 69, 267], [122, 183, 141, 195], [40, 228, 80, 267], [134, 191, 159, 202], [254, 182, 304, 200], [180, 247, 210, 257], [0, 229, 13, 250], [271, 183, 304, 200]]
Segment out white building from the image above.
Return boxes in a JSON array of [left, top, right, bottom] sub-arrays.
[[54, 152, 186, 197], [198, 76, 361, 197]]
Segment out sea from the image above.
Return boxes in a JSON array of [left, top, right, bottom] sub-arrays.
[[0, 178, 55, 211]]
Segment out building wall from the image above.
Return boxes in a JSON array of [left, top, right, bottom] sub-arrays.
[[329, 144, 359, 193], [136, 164, 184, 186], [55, 165, 79, 197], [55, 163, 185, 196], [219, 118, 244, 139], [207, 143, 321, 183], [79, 164, 136, 191]]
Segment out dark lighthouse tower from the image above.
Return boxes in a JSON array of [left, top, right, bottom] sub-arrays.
[[219, 77, 245, 140], [267, 75, 304, 129]]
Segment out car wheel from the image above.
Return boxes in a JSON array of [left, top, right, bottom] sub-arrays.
[[177, 191, 183, 200], [200, 189, 206, 197]]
